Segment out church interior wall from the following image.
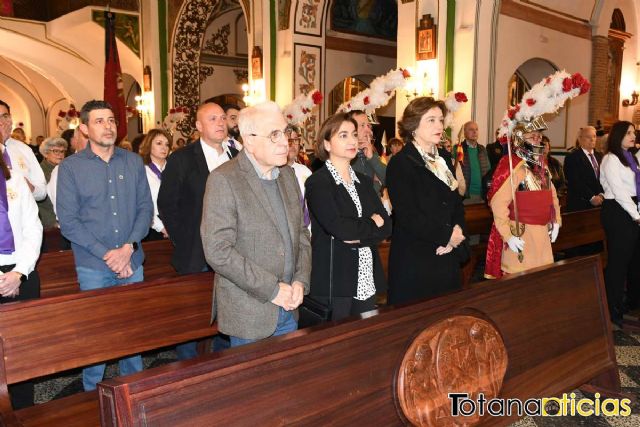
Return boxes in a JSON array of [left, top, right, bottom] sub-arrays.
[[494, 15, 592, 148]]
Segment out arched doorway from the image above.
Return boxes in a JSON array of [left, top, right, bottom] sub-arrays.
[[510, 58, 568, 148], [171, 0, 250, 138]]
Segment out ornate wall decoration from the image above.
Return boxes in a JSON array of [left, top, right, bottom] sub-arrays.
[[204, 24, 231, 55], [295, 0, 325, 37], [396, 315, 508, 427], [92, 10, 140, 57], [278, 0, 292, 30], [233, 69, 249, 84], [200, 65, 215, 83], [294, 43, 321, 147], [172, 0, 218, 137]]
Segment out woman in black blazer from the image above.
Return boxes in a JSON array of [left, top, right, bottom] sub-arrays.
[[387, 97, 468, 306], [305, 113, 391, 321]]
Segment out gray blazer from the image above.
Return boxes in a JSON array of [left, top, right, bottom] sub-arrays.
[[201, 150, 311, 340]]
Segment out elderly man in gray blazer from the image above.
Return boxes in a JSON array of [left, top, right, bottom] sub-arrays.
[[201, 101, 311, 346]]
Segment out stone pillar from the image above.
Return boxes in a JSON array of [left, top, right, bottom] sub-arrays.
[[589, 35, 609, 126]]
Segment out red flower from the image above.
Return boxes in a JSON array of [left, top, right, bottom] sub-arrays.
[[454, 92, 468, 103], [545, 77, 551, 85], [169, 108, 176, 114], [401, 68, 411, 79], [562, 77, 572, 92], [17, 122, 23, 127], [499, 135, 508, 144], [571, 73, 585, 89], [311, 90, 323, 105], [58, 110, 66, 118], [286, 114, 293, 119], [579, 80, 591, 95], [302, 108, 309, 114], [363, 96, 370, 105], [68, 110, 77, 118], [526, 98, 536, 107], [508, 108, 516, 120], [175, 107, 183, 113]]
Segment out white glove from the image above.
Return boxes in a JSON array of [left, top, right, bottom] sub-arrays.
[[549, 223, 560, 243], [507, 236, 525, 253]]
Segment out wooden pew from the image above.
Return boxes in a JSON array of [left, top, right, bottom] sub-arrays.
[[98, 256, 620, 426], [37, 239, 177, 298], [0, 272, 216, 427]]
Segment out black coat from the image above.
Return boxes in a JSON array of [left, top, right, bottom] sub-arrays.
[[305, 166, 391, 298], [157, 142, 237, 274], [563, 149, 603, 212], [386, 142, 467, 306]]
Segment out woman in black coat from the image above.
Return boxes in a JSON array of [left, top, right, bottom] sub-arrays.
[[305, 113, 391, 321], [387, 97, 468, 306]]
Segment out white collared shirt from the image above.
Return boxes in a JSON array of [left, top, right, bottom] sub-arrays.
[[600, 152, 640, 221], [290, 162, 312, 196], [3, 138, 47, 201], [200, 139, 233, 172], [48, 165, 59, 215], [145, 162, 166, 233], [0, 169, 43, 275]]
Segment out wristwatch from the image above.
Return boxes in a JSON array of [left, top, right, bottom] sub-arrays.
[[127, 242, 139, 252]]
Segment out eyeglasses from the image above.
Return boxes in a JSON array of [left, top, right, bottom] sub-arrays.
[[49, 149, 66, 155], [288, 137, 301, 146], [250, 128, 292, 144]]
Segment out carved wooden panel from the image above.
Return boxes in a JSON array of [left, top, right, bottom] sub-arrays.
[[396, 315, 508, 427]]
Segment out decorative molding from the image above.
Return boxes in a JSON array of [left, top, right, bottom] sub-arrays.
[[172, 0, 218, 137], [520, 0, 593, 24], [396, 315, 508, 427], [325, 36, 396, 58], [204, 23, 231, 55], [294, 43, 321, 148], [199, 65, 214, 83], [500, 0, 591, 40]]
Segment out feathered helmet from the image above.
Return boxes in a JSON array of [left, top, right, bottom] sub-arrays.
[[337, 68, 411, 123], [282, 90, 323, 127], [498, 70, 591, 166]]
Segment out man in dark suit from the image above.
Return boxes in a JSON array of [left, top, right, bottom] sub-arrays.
[[157, 100, 238, 359], [564, 126, 604, 212]]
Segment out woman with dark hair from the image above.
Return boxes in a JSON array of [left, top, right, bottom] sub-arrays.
[[139, 128, 172, 241], [600, 121, 640, 327], [542, 135, 566, 195], [386, 97, 467, 305], [305, 113, 391, 320]]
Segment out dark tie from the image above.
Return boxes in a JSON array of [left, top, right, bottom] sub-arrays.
[[227, 139, 236, 150], [588, 152, 599, 179], [2, 146, 11, 169]]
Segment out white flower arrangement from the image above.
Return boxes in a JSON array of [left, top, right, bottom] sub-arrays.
[[283, 90, 323, 126], [337, 68, 411, 114]]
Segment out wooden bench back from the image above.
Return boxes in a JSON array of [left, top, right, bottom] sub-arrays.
[[98, 256, 618, 426], [0, 272, 215, 385], [552, 208, 605, 251], [37, 239, 177, 298]]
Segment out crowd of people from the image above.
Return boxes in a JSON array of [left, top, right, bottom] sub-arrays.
[[0, 92, 639, 408]]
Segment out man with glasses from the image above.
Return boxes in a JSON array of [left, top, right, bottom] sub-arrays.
[[201, 101, 311, 347], [158, 100, 239, 359], [347, 110, 386, 195], [0, 100, 47, 201]]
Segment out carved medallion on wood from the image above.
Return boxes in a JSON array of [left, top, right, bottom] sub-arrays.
[[396, 315, 508, 427]]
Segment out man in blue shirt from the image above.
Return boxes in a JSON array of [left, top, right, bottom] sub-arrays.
[[57, 100, 153, 391]]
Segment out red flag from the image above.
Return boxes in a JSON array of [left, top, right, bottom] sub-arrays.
[[103, 11, 127, 143]]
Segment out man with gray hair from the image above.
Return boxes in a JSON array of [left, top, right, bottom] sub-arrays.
[[201, 101, 311, 347], [564, 126, 604, 212]]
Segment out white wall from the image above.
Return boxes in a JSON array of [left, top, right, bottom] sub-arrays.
[[494, 15, 591, 148]]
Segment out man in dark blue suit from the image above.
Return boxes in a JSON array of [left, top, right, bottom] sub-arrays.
[[564, 126, 604, 212]]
